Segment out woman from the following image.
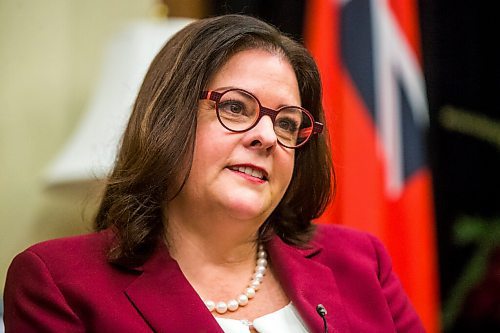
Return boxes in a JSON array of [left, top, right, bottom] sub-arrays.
[[4, 14, 424, 333]]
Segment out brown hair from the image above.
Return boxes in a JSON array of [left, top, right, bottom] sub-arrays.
[[94, 14, 335, 266]]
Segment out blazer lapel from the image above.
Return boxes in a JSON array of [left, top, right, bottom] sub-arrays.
[[124, 243, 223, 333], [267, 235, 351, 333]]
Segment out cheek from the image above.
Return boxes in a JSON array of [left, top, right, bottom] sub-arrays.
[[189, 121, 231, 182], [275, 153, 295, 193], [193, 106, 223, 155]]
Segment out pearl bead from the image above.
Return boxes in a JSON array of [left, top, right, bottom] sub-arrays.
[[257, 250, 267, 259], [257, 258, 268, 267], [253, 272, 264, 281], [245, 287, 256, 298], [238, 294, 249, 306], [250, 279, 261, 290], [227, 299, 239, 312], [205, 300, 215, 311], [255, 265, 266, 274], [241, 319, 252, 327], [215, 301, 228, 314]]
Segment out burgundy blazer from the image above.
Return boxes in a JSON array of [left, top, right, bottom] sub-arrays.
[[4, 224, 425, 333]]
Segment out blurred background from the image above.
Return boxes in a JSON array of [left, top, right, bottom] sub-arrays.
[[0, 1, 498, 332]]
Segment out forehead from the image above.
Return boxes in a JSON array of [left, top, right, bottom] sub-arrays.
[[213, 48, 290, 76], [207, 49, 300, 105]]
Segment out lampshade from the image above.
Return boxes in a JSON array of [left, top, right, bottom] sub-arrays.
[[44, 18, 194, 189]]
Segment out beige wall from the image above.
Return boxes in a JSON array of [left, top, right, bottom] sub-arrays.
[[0, 0, 159, 291]]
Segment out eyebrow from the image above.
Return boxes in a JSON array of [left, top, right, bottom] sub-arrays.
[[210, 86, 235, 92]]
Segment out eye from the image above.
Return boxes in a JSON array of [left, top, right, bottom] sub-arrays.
[[276, 118, 299, 133], [218, 100, 246, 115]]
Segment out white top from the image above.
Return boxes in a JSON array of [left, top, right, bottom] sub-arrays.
[[215, 303, 309, 333]]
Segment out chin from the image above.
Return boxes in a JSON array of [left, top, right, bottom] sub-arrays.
[[223, 198, 273, 222]]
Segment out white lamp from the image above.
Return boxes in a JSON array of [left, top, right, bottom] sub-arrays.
[[44, 18, 194, 190]]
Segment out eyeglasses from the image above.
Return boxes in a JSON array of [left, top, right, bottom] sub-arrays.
[[200, 88, 323, 149]]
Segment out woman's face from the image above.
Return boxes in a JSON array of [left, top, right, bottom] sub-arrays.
[[173, 49, 299, 222]]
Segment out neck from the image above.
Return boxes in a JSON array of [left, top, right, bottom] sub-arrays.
[[163, 203, 265, 266]]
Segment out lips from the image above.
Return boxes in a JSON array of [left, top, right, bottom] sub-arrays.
[[228, 165, 268, 181]]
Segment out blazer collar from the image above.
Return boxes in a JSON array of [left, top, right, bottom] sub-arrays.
[[267, 234, 351, 333], [124, 242, 223, 333]]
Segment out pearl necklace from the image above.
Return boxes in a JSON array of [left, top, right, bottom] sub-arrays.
[[204, 244, 268, 314]]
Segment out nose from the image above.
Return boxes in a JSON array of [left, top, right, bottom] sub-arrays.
[[246, 115, 277, 152]]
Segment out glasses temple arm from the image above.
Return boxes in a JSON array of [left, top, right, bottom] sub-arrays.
[[200, 90, 223, 102], [313, 122, 324, 134]]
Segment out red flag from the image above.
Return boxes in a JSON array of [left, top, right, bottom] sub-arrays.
[[305, 0, 440, 332]]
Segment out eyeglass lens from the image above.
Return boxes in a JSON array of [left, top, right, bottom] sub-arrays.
[[216, 90, 313, 148]]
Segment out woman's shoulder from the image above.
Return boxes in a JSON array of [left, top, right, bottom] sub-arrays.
[[312, 223, 379, 247], [310, 223, 389, 267], [12, 230, 114, 274], [306, 225, 424, 332], [26, 229, 111, 255]]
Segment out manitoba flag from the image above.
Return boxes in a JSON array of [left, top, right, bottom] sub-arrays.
[[305, 0, 439, 332]]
